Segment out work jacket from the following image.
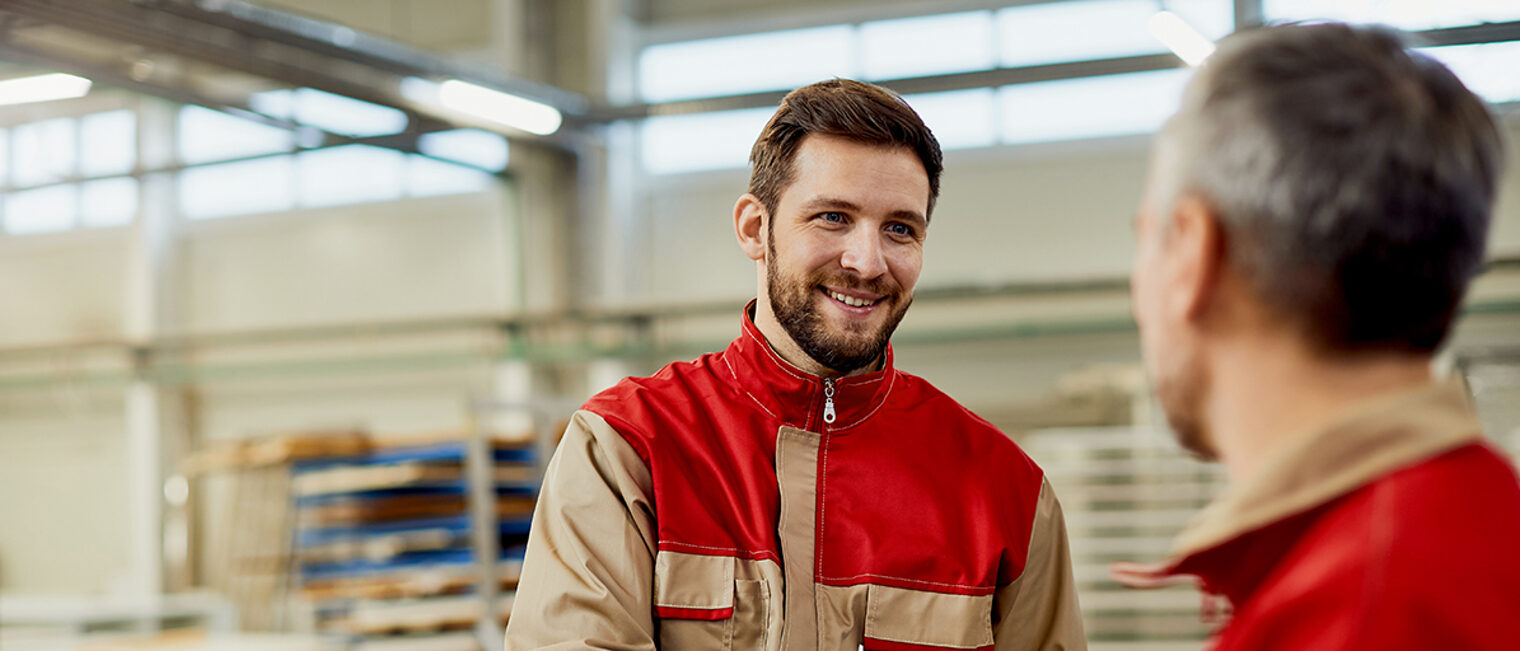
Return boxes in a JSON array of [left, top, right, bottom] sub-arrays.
[[1120, 380, 1520, 649], [505, 304, 1085, 650]]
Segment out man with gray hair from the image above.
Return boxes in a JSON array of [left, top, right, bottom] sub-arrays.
[[1115, 22, 1520, 649]]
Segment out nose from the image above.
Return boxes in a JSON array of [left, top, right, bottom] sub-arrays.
[[839, 227, 888, 280]]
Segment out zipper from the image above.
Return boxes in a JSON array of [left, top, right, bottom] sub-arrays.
[[822, 378, 837, 425]]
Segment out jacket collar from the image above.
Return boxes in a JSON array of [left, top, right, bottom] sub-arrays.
[[721, 300, 896, 433], [1137, 379, 1483, 601]]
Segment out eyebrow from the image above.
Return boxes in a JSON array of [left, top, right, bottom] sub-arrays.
[[799, 196, 928, 227]]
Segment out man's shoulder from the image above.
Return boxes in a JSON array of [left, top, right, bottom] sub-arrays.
[[580, 351, 728, 431], [888, 370, 1036, 464]]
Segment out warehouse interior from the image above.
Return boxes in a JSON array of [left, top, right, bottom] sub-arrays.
[[2, 0, 1519, 649]]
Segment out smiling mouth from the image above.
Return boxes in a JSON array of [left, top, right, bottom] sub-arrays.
[[824, 288, 881, 308]]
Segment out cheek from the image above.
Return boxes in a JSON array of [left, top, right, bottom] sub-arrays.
[[889, 248, 924, 289]]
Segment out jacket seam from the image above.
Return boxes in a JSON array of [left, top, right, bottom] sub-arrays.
[[660, 541, 781, 562], [723, 352, 788, 424], [834, 371, 896, 431], [819, 573, 995, 592]]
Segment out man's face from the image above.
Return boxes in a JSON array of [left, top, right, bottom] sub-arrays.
[[764, 134, 929, 374], [1132, 140, 1215, 459]]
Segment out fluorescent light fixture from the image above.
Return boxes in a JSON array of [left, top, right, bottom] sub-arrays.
[[437, 80, 562, 136], [1148, 11, 1216, 66], [0, 73, 92, 106]]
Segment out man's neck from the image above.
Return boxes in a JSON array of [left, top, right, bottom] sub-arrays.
[[752, 299, 878, 379], [1206, 337, 1434, 484]]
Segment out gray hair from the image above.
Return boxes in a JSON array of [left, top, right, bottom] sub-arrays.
[[1156, 22, 1502, 354]]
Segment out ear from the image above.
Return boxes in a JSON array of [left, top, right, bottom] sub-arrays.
[[734, 193, 768, 262], [1166, 193, 1226, 323]]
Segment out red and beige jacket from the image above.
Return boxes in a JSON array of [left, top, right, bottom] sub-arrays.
[[1119, 380, 1520, 649], [505, 306, 1085, 649]]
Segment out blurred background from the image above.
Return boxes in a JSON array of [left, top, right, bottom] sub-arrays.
[[0, 1, 1517, 650]]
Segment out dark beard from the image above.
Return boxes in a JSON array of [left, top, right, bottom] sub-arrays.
[[766, 233, 911, 374]]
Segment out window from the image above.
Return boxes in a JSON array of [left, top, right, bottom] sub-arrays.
[[251, 87, 410, 137], [297, 145, 405, 208], [418, 129, 510, 172], [179, 156, 296, 219], [407, 155, 494, 197], [904, 88, 998, 150], [178, 106, 294, 165], [639, 25, 857, 102], [999, 68, 1192, 145], [4, 184, 77, 234], [79, 110, 136, 177], [640, 107, 775, 174], [998, 0, 1231, 68], [861, 11, 997, 80], [1419, 41, 1520, 105], [12, 118, 76, 187], [78, 177, 139, 228], [1264, 0, 1520, 30]]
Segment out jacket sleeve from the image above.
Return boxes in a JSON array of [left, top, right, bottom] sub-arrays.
[[993, 477, 1087, 650], [504, 410, 659, 650]]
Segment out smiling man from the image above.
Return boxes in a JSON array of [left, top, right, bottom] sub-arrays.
[[505, 79, 1084, 649]]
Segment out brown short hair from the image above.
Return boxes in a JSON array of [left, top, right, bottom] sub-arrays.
[[748, 78, 943, 219]]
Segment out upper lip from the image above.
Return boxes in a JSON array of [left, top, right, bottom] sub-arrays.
[[823, 286, 885, 302]]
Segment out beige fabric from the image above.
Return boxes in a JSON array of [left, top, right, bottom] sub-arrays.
[[655, 551, 734, 610], [815, 585, 870, 650], [652, 551, 785, 650], [504, 410, 658, 650], [1170, 379, 1483, 559], [776, 426, 822, 649], [993, 478, 1087, 650], [866, 584, 994, 648]]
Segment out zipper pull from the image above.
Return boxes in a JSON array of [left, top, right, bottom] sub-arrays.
[[823, 378, 837, 425]]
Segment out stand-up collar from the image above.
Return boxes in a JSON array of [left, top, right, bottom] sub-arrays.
[[721, 300, 896, 433], [1116, 379, 1483, 604]]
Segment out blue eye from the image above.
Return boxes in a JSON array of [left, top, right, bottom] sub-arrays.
[[887, 223, 915, 237], [820, 211, 844, 223]]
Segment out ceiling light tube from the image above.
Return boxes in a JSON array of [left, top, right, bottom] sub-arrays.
[[1148, 11, 1216, 67], [436, 79, 563, 136], [0, 73, 93, 106]]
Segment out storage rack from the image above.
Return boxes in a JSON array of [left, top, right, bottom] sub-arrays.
[[288, 435, 539, 651]]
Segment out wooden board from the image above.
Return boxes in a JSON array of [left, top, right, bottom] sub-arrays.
[[298, 495, 536, 528]]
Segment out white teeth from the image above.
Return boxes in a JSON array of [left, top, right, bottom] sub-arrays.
[[829, 291, 877, 308]]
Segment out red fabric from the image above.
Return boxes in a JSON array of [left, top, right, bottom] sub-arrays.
[[581, 305, 1046, 596], [654, 606, 734, 621], [1174, 443, 1520, 650]]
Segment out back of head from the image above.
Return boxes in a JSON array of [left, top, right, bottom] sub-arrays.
[[1156, 23, 1502, 355], [749, 78, 944, 219]]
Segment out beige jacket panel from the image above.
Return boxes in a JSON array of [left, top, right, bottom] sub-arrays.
[[504, 410, 658, 650], [993, 478, 1086, 650]]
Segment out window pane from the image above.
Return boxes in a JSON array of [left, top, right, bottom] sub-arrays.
[[904, 88, 998, 150], [640, 107, 774, 174], [1264, 0, 1520, 30], [180, 156, 295, 219], [1419, 41, 1520, 105], [418, 128, 510, 172], [79, 110, 136, 177], [4, 184, 77, 234], [292, 88, 409, 138], [999, 68, 1192, 144], [998, 0, 1231, 67], [407, 155, 494, 197], [639, 25, 857, 102], [178, 106, 294, 165], [861, 11, 996, 80], [79, 177, 139, 227], [297, 145, 404, 207], [12, 118, 77, 187], [0, 129, 8, 186]]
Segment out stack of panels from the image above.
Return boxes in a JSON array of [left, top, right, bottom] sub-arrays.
[[1023, 428, 1226, 651], [290, 440, 538, 650]]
